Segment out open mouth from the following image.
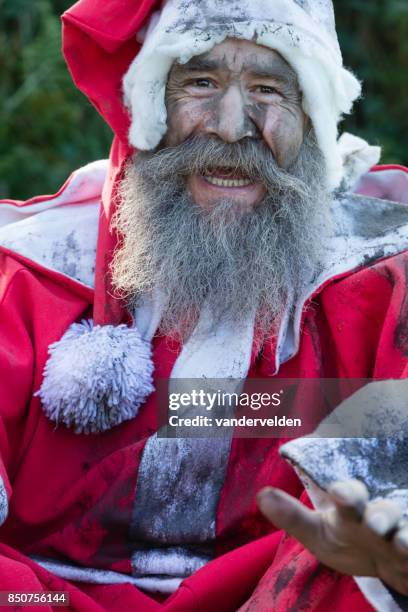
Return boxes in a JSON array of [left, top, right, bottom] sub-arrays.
[[204, 176, 253, 187], [202, 167, 256, 188], [188, 167, 266, 211]]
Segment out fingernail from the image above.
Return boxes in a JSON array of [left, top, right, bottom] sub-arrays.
[[330, 480, 369, 505], [366, 512, 391, 536], [257, 488, 275, 503], [330, 482, 355, 505]]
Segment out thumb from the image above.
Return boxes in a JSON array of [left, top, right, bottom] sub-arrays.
[[257, 487, 321, 548]]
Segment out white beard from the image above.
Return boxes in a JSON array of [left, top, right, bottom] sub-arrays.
[[111, 131, 332, 343]]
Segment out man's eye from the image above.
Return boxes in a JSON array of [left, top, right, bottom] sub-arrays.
[[255, 85, 277, 94], [193, 78, 213, 88]]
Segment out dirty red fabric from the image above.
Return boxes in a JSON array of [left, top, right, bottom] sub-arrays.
[[0, 0, 407, 610], [2, 237, 408, 609]]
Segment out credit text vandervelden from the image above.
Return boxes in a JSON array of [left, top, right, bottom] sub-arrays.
[[167, 389, 303, 429]]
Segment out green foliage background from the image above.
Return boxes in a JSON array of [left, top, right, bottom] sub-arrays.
[[0, 0, 407, 199]]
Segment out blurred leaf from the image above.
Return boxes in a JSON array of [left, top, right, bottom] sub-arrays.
[[0, 0, 112, 199]]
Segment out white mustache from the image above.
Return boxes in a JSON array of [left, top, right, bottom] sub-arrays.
[[138, 135, 290, 188]]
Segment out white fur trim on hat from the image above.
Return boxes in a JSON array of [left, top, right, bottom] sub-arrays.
[[338, 132, 381, 191], [123, 0, 362, 190]]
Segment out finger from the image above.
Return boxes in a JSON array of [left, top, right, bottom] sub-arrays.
[[257, 487, 320, 548], [364, 500, 403, 538], [328, 480, 369, 522]]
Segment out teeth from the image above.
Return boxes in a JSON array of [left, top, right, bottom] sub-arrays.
[[204, 176, 253, 188]]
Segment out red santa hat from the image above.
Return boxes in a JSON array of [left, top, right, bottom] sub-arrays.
[[123, 0, 362, 190]]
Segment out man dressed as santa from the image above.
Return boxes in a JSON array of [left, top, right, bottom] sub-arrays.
[[0, 0, 408, 610]]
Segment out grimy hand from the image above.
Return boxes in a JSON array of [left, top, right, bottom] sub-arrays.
[[257, 480, 408, 596]]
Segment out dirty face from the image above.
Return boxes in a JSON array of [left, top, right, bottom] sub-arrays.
[[165, 38, 308, 212]]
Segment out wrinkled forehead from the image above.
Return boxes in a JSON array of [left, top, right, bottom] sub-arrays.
[[173, 38, 298, 83]]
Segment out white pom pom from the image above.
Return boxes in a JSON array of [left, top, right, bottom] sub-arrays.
[[36, 320, 154, 434]]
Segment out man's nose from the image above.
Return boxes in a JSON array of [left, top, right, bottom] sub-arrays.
[[210, 85, 256, 143]]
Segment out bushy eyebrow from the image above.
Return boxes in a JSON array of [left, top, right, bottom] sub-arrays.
[[249, 66, 297, 85], [177, 57, 221, 72], [176, 56, 298, 86]]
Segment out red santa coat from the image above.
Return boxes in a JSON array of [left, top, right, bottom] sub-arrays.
[[0, 0, 408, 609], [1, 168, 408, 612]]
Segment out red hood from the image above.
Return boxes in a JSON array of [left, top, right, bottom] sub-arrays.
[[62, 0, 160, 325]]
